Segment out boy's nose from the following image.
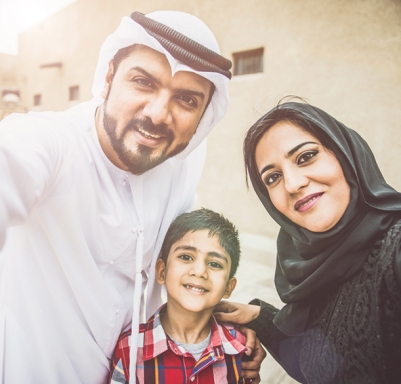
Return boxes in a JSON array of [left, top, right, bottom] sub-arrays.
[[189, 261, 208, 279]]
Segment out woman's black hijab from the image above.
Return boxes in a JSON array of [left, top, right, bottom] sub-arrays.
[[245, 101, 401, 336]]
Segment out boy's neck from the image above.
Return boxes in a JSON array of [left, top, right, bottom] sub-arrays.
[[160, 303, 214, 344]]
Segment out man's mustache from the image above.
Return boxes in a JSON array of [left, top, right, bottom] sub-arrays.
[[124, 117, 174, 141]]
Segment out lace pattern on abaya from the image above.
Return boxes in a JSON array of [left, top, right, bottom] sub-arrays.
[[299, 219, 401, 384]]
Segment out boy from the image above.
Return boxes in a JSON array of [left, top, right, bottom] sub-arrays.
[[109, 208, 251, 384]]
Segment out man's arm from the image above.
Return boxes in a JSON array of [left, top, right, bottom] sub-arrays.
[[0, 114, 67, 249]]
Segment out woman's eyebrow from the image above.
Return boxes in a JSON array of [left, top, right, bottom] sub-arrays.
[[287, 141, 318, 157], [259, 141, 318, 177]]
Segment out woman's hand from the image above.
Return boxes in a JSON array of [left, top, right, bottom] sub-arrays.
[[214, 300, 261, 324]]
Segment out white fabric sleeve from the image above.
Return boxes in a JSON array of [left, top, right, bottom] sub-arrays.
[[0, 114, 69, 250]]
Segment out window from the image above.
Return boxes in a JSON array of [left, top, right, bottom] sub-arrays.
[[33, 94, 42, 106], [233, 48, 264, 76], [1, 90, 20, 104], [69, 85, 79, 101]]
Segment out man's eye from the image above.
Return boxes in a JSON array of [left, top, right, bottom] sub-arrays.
[[134, 78, 153, 87], [208, 261, 222, 269], [297, 150, 318, 165], [178, 254, 192, 261], [177, 95, 197, 107], [264, 172, 281, 186]]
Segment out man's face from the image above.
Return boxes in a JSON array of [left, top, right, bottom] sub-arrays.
[[98, 44, 213, 175]]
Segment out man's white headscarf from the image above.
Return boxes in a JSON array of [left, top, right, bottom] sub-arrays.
[[92, 10, 230, 159], [91, 11, 231, 381]]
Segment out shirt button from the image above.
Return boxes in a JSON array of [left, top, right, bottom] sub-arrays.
[[123, 180, 127, 186], [116, 309, 120, 314], [109, 260, 114, 265]]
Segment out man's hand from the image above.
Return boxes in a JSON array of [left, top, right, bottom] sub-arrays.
[[214, 301, 261, 324], [239, 327, 266, 383]]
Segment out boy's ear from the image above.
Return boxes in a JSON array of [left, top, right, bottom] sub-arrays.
[[100, 60, 115, 99], [156, 258, 167, 285], [223, 277, 237, 299]]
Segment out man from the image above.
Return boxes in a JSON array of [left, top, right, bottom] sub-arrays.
[[0, 10, 264, 383]]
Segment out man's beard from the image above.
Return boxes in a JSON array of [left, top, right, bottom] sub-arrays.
[[102, 106, 189, 175]]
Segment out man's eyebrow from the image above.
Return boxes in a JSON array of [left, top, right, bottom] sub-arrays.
[[130, 66, 161, 86], [130, 66, 206, 101], [174, 88, 206, 101], [259, 141, 318, 177], [174, 245, 228, 263]]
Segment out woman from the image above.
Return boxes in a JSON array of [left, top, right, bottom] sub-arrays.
[[214, 101, 401, 383]]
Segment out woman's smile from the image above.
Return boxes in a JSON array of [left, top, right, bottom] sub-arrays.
[[294, 192, 323, 212]]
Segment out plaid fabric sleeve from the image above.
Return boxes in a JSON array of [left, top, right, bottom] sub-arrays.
[[109, 330, 132, 384], [227, 326, 254, 384]]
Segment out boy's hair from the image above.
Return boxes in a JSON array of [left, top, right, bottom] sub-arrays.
[[160, 208, 241, 278]]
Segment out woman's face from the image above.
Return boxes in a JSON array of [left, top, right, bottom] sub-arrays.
[[255, 121, 351, 232]]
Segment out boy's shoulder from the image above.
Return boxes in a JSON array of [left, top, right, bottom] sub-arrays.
[[211, 317, 248, 356]]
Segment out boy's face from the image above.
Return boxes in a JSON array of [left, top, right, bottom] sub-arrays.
[[156, 230, 236, 315]]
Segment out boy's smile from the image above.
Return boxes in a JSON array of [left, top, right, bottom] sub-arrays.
[[156, 230, 236, 317]]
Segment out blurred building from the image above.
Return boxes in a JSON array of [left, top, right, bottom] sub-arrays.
[[0, 53, 26, 119], [2, 0, 401, 240]]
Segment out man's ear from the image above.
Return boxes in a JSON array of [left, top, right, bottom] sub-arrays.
[[223, 277, 237, 299], [100, 60, 115, 99], [156, 258, 167, 285]]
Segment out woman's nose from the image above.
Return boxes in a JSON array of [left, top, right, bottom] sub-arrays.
[[284, 168, 309, 194], [142, 92, 172, 126]]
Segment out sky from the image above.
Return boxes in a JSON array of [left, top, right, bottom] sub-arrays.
[[0, 0, 77, 55]]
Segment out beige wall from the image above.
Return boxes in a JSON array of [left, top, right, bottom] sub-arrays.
[[6, 0, 401, 237]]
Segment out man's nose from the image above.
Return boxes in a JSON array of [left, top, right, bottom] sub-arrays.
[[142, 92, 172, 126]]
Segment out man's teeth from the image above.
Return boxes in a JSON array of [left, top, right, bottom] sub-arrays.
[[184, 284, 206, 292], [138, 127, 161, 139]]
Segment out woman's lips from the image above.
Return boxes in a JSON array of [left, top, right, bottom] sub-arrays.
[[294, 193, 323, 212]]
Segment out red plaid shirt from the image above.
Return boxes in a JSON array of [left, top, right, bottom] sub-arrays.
[[109, 304, 251, 384]]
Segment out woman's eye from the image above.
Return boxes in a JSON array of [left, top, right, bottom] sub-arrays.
[[264, 172, 281, 186], [297, 150, 318, 165], [208, 261, 222, 269], [178, 254, 192, 261]]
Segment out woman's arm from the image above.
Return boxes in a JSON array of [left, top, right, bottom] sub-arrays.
[[214, 299, 306, 383]]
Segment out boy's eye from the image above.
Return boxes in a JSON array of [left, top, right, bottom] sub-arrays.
[[208, 261, 223, 269], [178, 254, 192, 261], [297, 150, 318, 165]]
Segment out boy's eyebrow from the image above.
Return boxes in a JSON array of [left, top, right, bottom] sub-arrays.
[[174, 245, 229, 263]]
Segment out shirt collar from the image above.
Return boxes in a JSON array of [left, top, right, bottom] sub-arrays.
[[142, 304, 247, 361]]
